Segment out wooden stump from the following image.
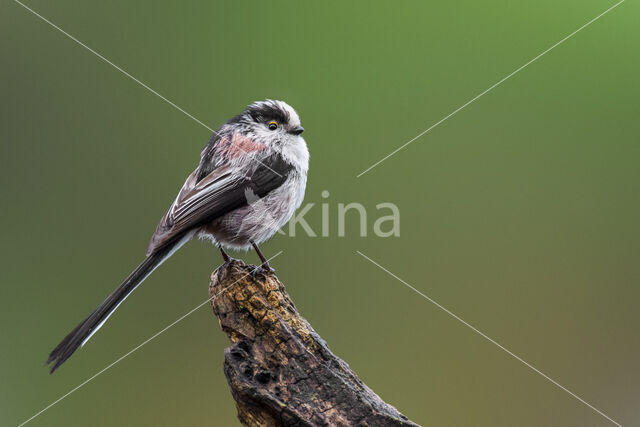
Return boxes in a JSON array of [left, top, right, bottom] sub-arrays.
[[209, 259, 419, 427]]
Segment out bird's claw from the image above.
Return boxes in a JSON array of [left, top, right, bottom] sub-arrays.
[[260, 262, 276, 274]]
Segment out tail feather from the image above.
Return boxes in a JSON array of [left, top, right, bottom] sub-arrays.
[[47, 243, 177, 374]]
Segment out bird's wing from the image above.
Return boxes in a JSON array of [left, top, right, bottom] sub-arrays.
[[146, 153, 293, 255]]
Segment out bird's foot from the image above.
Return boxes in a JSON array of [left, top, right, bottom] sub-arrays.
[[250, 261, 275, 276], [249, 241, 274, 273], [260, 262, 276, 274], [219, 247, 232, 263]]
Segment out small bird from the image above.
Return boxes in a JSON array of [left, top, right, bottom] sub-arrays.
[[47, 100, 309, 373]]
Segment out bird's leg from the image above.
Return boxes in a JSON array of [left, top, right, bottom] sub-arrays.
[[219, 246, 231, 263], [251, 241, 273, 271]]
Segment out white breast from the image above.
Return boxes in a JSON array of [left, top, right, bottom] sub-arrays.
[[201, 138, 309, 251]]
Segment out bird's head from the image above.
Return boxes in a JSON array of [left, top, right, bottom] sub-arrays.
[[228, 100, 305, 147]]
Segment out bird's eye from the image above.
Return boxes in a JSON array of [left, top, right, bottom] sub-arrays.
[[267, 121, 278, 130]]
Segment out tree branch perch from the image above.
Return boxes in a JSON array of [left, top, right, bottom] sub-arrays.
[[209, 259, 419, 426]]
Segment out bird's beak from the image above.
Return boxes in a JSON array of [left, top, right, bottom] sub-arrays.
[[289, 126, 304, 136]]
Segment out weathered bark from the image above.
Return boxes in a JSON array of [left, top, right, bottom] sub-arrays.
[[209, 259, 419, 427]]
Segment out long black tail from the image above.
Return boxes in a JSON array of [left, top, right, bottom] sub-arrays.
[[47, 245, 174, 374]]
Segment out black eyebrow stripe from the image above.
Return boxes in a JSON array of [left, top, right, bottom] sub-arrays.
[[248, 103, 290, 124]]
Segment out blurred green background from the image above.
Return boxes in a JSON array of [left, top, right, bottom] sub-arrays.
[[1, 0, 638, 426]]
